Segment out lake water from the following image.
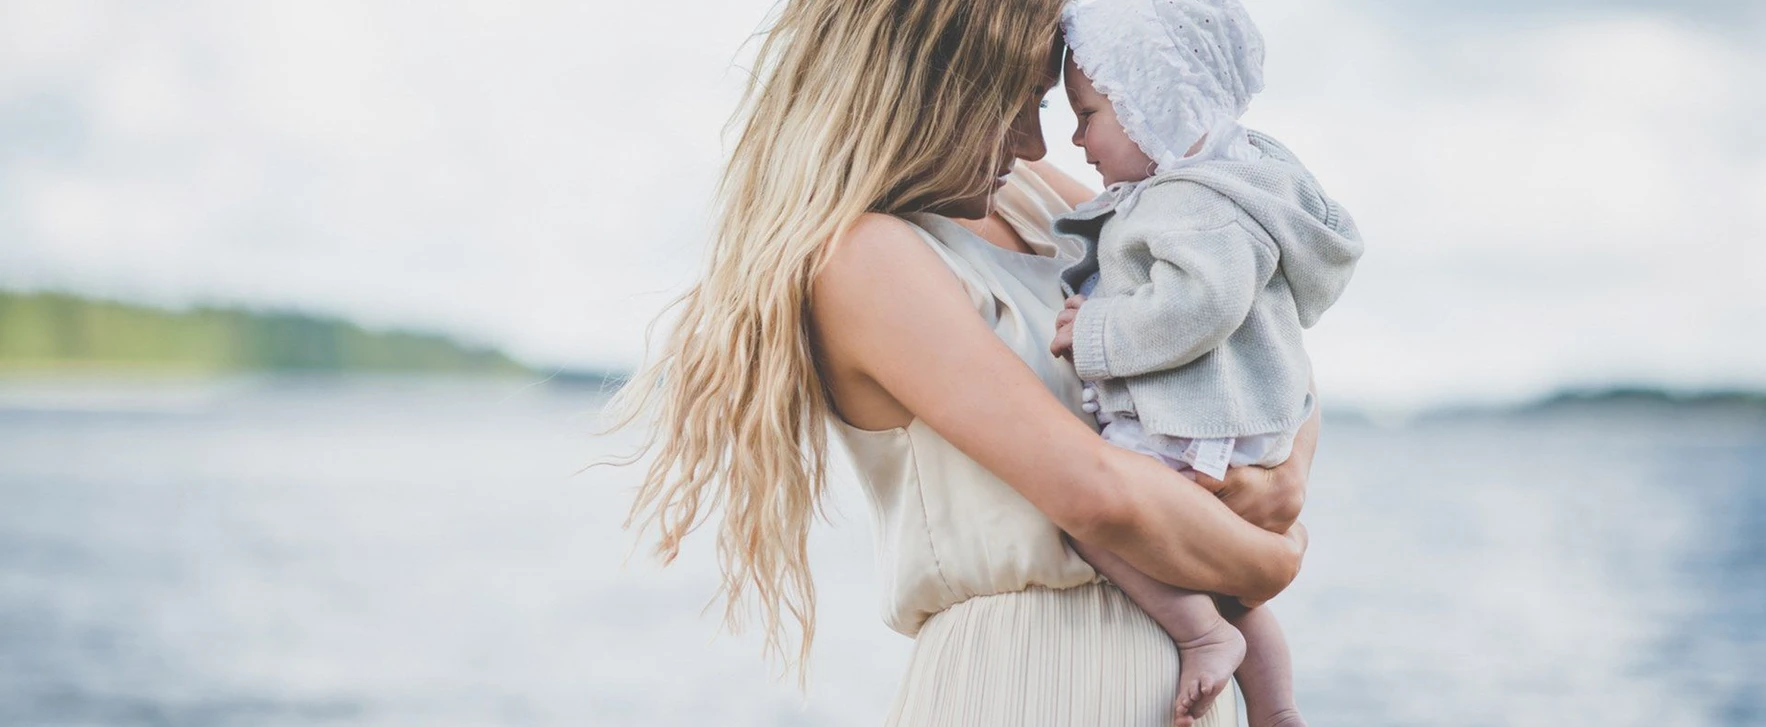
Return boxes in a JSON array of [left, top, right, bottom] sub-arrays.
[[1, 377, 1761, 726]]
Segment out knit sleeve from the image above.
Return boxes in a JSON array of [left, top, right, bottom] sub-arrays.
[[1068, 219, 1272, 381]]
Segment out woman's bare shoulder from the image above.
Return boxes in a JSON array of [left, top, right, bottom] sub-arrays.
[[810, 211, 1008, 432], [813, 212, 967, 349], [820, 213, 948, 291], [829, 212, 921, 259], [825, 211, 997, 298]]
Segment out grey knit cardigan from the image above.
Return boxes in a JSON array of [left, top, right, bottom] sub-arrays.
[[1057, 132, 1363, 439]]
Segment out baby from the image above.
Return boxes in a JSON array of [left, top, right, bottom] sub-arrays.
[[1048, 1, 1364, 725]]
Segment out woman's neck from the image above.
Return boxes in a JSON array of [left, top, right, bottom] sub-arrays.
[[954, 211, 1035, 255]]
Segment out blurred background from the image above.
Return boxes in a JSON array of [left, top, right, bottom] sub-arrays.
[[1, 0, 1762, 725]]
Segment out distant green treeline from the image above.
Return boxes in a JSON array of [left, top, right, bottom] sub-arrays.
[[0, 291, 528, 375]]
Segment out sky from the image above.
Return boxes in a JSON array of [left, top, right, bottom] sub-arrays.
[[1, 0, 1762, 411]]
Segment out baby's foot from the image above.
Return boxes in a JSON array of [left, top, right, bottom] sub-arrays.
[[1249, 708, 1308, 727], [1173, 620, 1246, 723]]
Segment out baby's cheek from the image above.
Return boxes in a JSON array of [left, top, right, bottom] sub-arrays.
[[1108, 136, 1136, 162]]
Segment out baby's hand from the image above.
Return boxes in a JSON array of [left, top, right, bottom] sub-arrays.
[[1049, 295, 1087, 360]]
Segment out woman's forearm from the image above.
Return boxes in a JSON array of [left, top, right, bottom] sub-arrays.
[[1070, 444, 1303, 601]]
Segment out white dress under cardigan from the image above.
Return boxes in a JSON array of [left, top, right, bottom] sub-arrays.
[[832, 163, 1239, 727]]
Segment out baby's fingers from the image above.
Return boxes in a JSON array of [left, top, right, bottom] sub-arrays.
[[1049, 330, 1074, 359]]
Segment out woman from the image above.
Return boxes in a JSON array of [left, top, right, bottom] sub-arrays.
[[610, 0, 1315, 724]]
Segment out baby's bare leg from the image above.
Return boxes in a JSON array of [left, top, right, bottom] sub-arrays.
[[1069, 537, 1245, 724], [1220, 600, 1307, 727]]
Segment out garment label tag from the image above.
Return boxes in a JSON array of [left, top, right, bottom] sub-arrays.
[[1188, 437, 1235, 481]]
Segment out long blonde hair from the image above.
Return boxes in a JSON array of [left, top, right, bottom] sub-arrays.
[[606, 0, 1062, 677]]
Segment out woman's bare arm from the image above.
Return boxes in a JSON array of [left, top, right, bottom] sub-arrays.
[[813, 214, 1303, 601]]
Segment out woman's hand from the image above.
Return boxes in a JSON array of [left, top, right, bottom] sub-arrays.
[[1190, 398, 1321, 533]]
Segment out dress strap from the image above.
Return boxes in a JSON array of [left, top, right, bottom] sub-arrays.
[[898, 214, 996, 316]]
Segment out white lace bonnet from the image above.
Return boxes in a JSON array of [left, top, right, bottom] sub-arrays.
[[1062, 0, 1267, 172]]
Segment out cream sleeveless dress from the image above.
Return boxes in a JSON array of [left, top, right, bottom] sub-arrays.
[[834, 164, 1240, 727]]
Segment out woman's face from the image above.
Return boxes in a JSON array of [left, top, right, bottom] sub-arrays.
[[929, 46, 1063, 220]]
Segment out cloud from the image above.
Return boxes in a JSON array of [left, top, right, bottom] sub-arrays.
[[0, 0, 1761, 409]]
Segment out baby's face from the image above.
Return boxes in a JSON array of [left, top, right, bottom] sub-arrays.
[[1064, 54, 1156, 186]]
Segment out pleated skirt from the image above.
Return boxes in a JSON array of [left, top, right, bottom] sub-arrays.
[[887, 583, 1239, 727]]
